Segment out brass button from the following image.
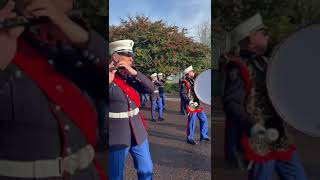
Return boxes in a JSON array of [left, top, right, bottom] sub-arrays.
[[64, 125, 70, 131], [89, 54, 95, 60], [55, 105, 61, 111], [15, 70, 22, 78], [66, 147, 72, 154], [56, 85, 64, 92], [48, 59, 54, 65], [76, 61, 83, 67], [94, 57, 100, 62]]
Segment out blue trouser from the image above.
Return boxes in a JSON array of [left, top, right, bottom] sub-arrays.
[[108, 139, 153, 180], [140, 93, 148, 107], [151, 98, 163, 120], [249, 151, 306, 180], [159, 92, 166, 108], [187, 111, 209, 141]]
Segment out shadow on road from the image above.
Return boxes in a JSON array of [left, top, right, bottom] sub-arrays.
[[150, 122, 186, 132], [148, 129, 186, 142], [141, 107, 184, 116], [163, 109, 184, 116], [149, 142, 211, 173]]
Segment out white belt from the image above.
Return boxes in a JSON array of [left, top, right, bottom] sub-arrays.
[[109, 107, 140, 119], [153, 90, 159, 93], [0, 145, 94, 178]]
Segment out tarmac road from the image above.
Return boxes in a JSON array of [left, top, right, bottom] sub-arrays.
[[96, 97, 320, 180]]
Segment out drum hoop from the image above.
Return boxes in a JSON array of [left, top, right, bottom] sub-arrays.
[[266, 24, 320, 137], [194, 69, 211, 105]]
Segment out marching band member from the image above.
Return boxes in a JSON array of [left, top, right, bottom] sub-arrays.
[[181, 66, 210, 145], [223, 13, 306, 179], [157, 72, 166, 109], [179, 76, 188, 115], [0, 0, 107, 179], [150, 73, 164, 122], [139, 92, 148, 108], [108, 39, 154, 180]]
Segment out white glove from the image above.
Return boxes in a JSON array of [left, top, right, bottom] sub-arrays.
[[265, 128, 279, 142], [250, 123, 266, 136]]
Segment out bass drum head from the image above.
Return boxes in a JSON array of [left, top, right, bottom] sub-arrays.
[[194, 69, 211, 105], [267, 24, 320, 137]]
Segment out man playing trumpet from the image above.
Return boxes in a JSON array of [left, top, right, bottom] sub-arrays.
[[181, 66, 210, 145]]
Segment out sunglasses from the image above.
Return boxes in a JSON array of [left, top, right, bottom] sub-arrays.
[[116, 51, 134, 57], [257, 28, 269, 37]]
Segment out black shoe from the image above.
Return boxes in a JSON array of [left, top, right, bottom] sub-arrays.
[[200, 138, 210, 142], [187, 139, 197, 145], [158, 118, 165, 121], [151, 119, 156, 122]]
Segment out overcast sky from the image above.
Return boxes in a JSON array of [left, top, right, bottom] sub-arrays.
[[109, 0, 211, 40]]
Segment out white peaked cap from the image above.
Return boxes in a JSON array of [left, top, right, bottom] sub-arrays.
[[231, 13, 264, 46], [158, 73, 163, 76], [109, 39, 134, 55], [183, 66, 193, 75], [150, 73, 157, 78]]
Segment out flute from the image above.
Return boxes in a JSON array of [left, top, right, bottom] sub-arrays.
[[109, 66, 125, 71], [0, 10, 82, 29], [0, 16, 48, 29]]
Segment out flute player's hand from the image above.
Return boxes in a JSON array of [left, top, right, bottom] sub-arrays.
[[25, 0, 89, 48], [0, 0, 24, 71], [109, 62, 116, 84], [117, 61, 138, 76]]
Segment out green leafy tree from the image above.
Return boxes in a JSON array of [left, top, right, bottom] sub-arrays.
[[109, 16, 211, 76], [75, 0, 107, 16], [74, 0, 107, 38]]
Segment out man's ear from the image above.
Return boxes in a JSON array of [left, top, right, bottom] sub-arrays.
[[112, 54, 118, 62]]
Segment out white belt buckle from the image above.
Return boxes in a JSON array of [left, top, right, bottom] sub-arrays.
[[62, 154, 78, 175], [34, 158, 62, 178], [58, 157, 64, 176]]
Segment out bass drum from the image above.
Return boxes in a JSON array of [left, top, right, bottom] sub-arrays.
[[267, 24, 320, 137], [194, 69, 212, 105]]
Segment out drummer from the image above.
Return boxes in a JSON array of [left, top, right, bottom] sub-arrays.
[[181, 66, 209, 145], [223, 13, 306, 179]]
